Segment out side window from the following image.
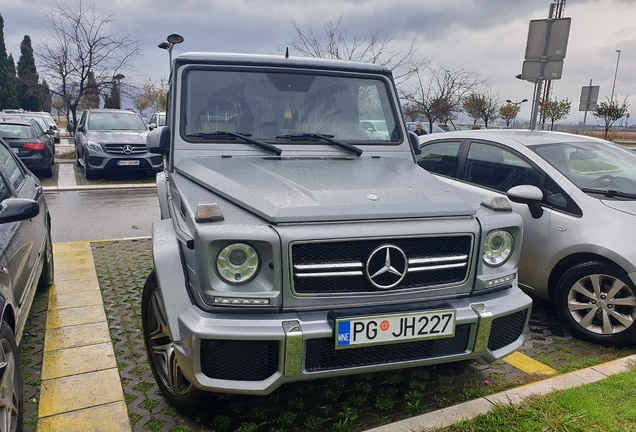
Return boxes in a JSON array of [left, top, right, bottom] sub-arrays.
[[416, 141, 461, 177], [0, 141, 26, 192], [464, 143, 541, 193]]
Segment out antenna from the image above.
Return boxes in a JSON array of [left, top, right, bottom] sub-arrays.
[[285, 47, 289, 59]]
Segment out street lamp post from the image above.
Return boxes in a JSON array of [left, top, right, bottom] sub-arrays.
[[158, 33, 184, 71], [505, 98, 528, 129], [610, 49, 621, 103]]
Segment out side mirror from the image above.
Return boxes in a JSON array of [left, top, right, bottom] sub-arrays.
[[0, 198, 40, 223], [148, 126, 171, 156], [76, 125, 85, 133], [408, 131, 421, 155], [507, 185, 544, 219]]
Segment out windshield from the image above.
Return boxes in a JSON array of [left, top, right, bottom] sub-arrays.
[[534, 140, 636, 197], [88, 112, 147, 131], [183, 68, 399, 143]]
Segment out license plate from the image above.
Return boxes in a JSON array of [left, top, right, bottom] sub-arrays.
[[335, 310, 456, 349], [117, 160, 140, 166]]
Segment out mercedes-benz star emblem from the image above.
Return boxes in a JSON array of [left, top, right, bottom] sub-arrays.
[[366, 244, 408, 289], [122, 145, 133, 155]]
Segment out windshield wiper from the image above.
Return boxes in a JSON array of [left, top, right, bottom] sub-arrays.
[[275, 133, 363, 156], [580, 188, 636, 200], [187, 131, 282, 155]]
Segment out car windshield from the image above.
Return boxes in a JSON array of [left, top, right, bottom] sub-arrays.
[[88, 112, 147, 131], [183, 69, 399, 143], [534, 141, 636, 197]]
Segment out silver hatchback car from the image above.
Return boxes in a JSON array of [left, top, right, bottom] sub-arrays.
[[418, 129, 636, 346]]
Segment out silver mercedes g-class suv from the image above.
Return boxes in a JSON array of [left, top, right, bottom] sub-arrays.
[[142, 52, 532, 412]]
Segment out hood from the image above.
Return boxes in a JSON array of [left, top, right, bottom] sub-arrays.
[[601, 199, 636, 217], [176, 156, 476, 223], [87, 130, 148, 144]]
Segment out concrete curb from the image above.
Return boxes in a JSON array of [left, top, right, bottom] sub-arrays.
[[363, 355, 636, 431]]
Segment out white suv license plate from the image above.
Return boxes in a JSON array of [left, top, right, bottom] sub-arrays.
[[335, 310, 456, 349], [117, 160, 140, 166]]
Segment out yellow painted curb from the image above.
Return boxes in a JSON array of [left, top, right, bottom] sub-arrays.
[[38, 241, 131, 432], [504, 351, 557, 375]]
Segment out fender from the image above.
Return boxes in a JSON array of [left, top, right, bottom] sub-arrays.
[[151, 218, 192, 341]]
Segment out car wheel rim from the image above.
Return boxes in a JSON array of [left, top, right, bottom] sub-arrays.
[[147, 289, 191, 396], [567, 273, 636, 335], [0, 337, 19, 432]]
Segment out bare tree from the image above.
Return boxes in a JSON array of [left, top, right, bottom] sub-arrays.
[[593, 98, 630, 139], [401, 64, 483, 133], [37, 0, 141, 129], [288, 16, 425, 85]]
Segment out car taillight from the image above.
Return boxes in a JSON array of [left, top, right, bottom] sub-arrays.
[[23, 142, 46, 151]]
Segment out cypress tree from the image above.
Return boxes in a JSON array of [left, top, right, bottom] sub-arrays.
[[3, 54, 19, 109], [17, 35, 42, 111], [40, 79, 52, 112], [0, 14, 19, 110]]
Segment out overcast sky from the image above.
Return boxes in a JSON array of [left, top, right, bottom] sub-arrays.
[[2, 0, 635, 125]]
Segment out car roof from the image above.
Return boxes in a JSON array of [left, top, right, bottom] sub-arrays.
[[176, 52, 392, 75], [1, 119, 35, 127], [88, 109, 138, 114], [419, 129, 607, 148]]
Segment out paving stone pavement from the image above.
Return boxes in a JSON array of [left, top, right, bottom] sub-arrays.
[[20, 237, 636, 432]]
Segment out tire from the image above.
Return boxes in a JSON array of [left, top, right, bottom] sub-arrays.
[[38, 225, 54, 288], [141, 271, 206, 413], [0, 321, 24, 432], [555, 260, 636, 347]]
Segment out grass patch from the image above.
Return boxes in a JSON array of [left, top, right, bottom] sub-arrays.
[[441, 367, 636, 432]]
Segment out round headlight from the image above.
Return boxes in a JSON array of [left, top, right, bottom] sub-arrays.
[[216, 243, 259, 284], [482, 230, 514, 266]]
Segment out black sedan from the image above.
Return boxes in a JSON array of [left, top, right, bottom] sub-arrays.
[[0, 120, 54, 178], [0, 135, 54, 431]]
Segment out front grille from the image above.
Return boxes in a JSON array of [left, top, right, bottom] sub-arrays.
[[305, 324, 470, 371], [200, 339, 279, 381], [292, 236, 473, 294], [103, 142, 147, 155], [487, 309, 528, 351]]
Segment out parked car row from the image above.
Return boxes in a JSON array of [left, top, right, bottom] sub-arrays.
[[0, 135, 54, 430]]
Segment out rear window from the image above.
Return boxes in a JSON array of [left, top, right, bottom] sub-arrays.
[[0, 124, 34, 139]]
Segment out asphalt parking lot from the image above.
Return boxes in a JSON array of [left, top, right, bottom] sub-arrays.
[[20, 237, 636, 432]]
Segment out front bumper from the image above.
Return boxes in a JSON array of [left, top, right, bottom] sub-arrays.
[[86, 149, 164, 173], [173, 287, 532, 395]]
